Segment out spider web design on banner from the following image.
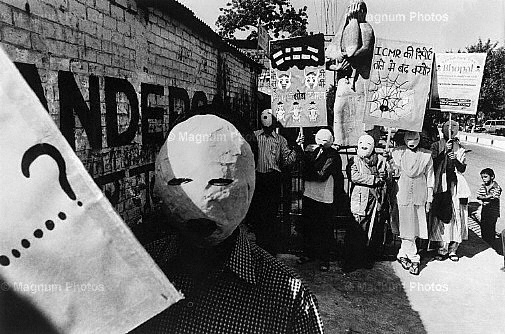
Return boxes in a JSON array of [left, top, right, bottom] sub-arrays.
[[367, 72, 414, 121]]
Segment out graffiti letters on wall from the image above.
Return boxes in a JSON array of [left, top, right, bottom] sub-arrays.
[[15, 62, 253, 224]]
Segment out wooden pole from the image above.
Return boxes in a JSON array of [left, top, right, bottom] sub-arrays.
[[502, 229, 505, 270], [298, 126, 304, 148], [385, 127, 392, 151], [448, 112, 452, 141]]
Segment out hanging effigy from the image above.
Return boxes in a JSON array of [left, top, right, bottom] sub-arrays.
[[327, 0, 376, 146]]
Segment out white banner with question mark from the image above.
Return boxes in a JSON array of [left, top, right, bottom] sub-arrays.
[[0, 47, 182, 332]]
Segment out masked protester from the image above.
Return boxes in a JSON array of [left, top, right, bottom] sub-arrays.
[[388, 131, 434, 275], [343, 134, 387, 271], [132, 114, 323, 334], [429, 120, 469, 262], [297, 129, 343, 272], [249, 109, 304, 256]]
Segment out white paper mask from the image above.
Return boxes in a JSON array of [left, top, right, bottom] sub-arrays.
[[357, 134, 374, 158], [404, 131, 420, 150], [260, 109, 273, 127], [315, 129, 334, 148], [155, 115, 255, 247]]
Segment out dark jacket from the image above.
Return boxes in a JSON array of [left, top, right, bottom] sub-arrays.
[[303, 146, 349, 214]]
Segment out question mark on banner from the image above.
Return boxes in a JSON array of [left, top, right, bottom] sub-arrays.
[[22, 143, 82, 206], [0, 143, 83, 267]]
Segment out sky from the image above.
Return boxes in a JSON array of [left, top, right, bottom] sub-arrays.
[[177, 0, 505, 52]]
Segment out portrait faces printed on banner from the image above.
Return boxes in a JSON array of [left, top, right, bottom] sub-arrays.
[[270, 67, 327, 128]]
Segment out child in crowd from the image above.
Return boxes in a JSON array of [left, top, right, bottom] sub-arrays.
[[390, 131, 434, 275], [477, 168, 502, 245]]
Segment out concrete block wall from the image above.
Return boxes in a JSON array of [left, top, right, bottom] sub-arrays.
[[0, 0, 260, 225]]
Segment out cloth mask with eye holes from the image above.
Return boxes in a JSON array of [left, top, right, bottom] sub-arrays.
[[315, 129, 334, 148], [404, 131, 420, 150], [357, 134, 374, 158], [260, 109, 273, 128]]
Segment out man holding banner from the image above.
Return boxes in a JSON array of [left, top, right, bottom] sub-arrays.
[[429, 121, 469, 262], [363, 38, 435, 271], [250, 109, 304, 256], [427, 52, 486, 262]]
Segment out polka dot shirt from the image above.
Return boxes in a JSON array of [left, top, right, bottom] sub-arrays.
[[131, 230, 324, 334]]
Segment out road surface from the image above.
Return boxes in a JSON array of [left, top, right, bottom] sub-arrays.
[[462, 142, 505, 232]]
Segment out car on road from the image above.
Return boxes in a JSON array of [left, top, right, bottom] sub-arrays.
[[483, 119, 505, 135]]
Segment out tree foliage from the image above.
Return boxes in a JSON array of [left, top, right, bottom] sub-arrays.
[[465, 39, 505, 120], [216, 0, 308, 40]]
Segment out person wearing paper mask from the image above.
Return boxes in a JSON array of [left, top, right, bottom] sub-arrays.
[[389, 131, 434, 275], [298, 128, 344, 272], [132, 114, 323, 334], [429, 120, 469, 262], [250, 109, 304, 256], [343, 134, 387, 271]]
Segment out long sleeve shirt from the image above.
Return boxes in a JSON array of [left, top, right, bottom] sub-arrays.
[[349, 154, 386, 215], [477, 181, 502, 218], [254, 129, 300, 173]]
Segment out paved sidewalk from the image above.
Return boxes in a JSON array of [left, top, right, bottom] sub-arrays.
[[459, 131, 505, 151], [280, 224, 505, 333], [392, 230, 505, 334]]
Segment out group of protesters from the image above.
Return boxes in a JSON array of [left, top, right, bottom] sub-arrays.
[[248, 109, 502, 276], [127, 105, 501, 333]]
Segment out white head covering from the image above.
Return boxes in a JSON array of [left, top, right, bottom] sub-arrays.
[[315, 129, 334, 148], [155, 115, 255, 247], [404, 131, 420, 150], [357, 134, 374, 158]]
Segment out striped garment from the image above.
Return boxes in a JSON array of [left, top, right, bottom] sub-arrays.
[[477, 181, 502, 218], [254, 129, 299, 173]]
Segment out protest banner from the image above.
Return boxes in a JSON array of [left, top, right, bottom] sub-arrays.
[[0, 47, 182, 333], [269, 34, 328, 127], [363, 38, 434, 132], [429, 53, 487, 115]]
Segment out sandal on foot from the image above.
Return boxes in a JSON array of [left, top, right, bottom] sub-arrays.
[[397, 257, 411, 270], [296, 256, 313, 265], [409, 262, 420, 275], [319, 263, 330, 272], [449, 254, 459, 262], [434, 254, 448, 261]]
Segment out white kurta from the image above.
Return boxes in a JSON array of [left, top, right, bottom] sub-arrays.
[[392, 146, 434, 239]]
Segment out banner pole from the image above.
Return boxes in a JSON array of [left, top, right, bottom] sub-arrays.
[[448, 112, 452, 141], [299, 126, 304, 148], [385, 127, 392, 151]]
